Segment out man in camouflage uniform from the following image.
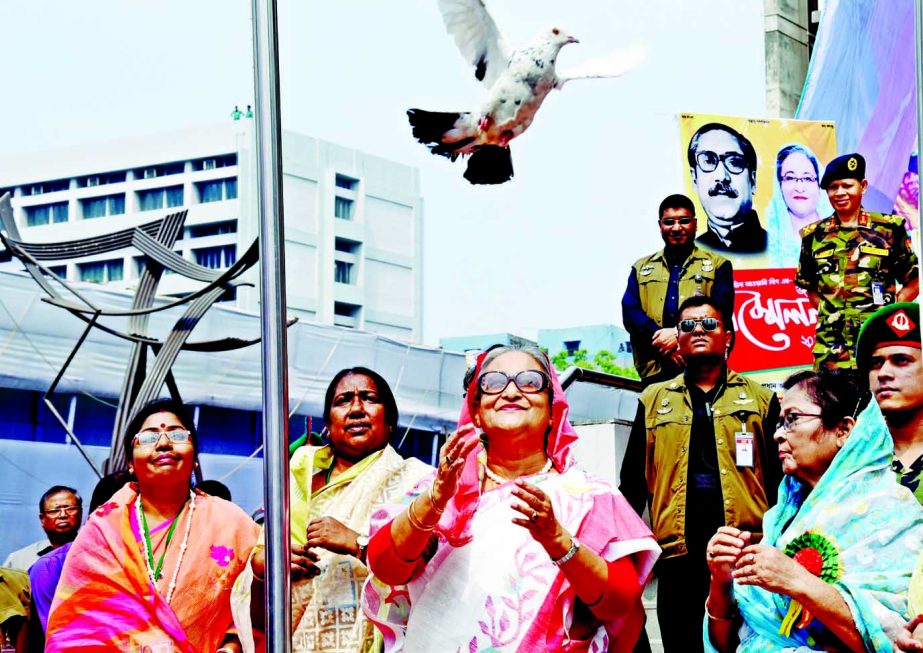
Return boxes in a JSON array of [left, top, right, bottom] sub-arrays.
[[856, 302, 923, 505], [795, 153, 919, 370]]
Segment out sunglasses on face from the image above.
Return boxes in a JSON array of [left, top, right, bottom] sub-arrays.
[[478, 370, 550, 395], [133, 429, 192, 448], [660, 217, 694, 227], [695, 151, 747, 175], [678, 317, 720, 333]]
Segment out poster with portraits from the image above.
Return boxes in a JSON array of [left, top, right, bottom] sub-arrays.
[[678, 113, 838, 386]]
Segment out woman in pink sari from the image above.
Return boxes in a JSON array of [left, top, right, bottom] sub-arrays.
[[364, 345, 660, 652], [46, 399, 260, 653]]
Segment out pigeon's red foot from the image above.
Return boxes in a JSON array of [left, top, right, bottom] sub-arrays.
[[478, 116, 491, 132]]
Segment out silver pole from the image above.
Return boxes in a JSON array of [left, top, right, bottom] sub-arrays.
[[251, 0, 292, 650]]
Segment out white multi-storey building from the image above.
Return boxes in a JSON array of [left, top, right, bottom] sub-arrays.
[[0, 123, 424, 341]]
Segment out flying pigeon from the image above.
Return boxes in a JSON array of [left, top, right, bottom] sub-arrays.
[[408, 0, 646, 184]]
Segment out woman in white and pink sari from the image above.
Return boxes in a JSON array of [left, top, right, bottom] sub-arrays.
[[363, 345, 660, 652]]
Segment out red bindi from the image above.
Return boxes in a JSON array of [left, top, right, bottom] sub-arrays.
[[160, 423, 166, 428]]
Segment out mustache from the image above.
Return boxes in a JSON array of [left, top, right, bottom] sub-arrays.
[[708, 183, 738, 198]]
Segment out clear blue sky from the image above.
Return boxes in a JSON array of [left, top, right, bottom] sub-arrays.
[[0, 0, 766, 345]]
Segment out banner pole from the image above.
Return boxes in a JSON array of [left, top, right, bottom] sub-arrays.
[[251, 0, 292, 650], [916, 0, 923, 285]]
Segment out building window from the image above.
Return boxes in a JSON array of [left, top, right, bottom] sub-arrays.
[[25, 179, 69, 195], [196, 178, 237, 203], [135, 161, 185, 179], [189, 220, 237, 238], [191, 154, 237, 171], [81, 194, 125, 219], [138, 185, 184, 211], [335, 238, 360, 254], [76, 171, 127, 188], [78, 259, 123, 284], [334, 302, 361, 328], [48, 265, 67, 278], [25, 201, 69, 226], [334, 196, 353, 220], [335, 174, 358, 191], [334, 260, 354, 284], [564, 340, 581, 355], [194, 245, 237, 269]]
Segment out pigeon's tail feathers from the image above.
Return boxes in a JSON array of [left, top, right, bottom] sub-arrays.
[[464, 145, 513, 185], [407, 109, 474, 160]]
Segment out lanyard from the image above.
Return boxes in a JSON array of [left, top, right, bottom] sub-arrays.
[[139, 499, 184, 581]]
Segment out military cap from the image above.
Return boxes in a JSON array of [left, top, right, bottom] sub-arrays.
[[820, 153, 866, 189], [855, 302, 921, 372]]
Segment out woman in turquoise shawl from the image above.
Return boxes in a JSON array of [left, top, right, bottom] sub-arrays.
[[704, 369, 923, 652]]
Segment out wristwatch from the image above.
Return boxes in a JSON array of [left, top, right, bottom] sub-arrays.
[[356, 534, 370, 562]]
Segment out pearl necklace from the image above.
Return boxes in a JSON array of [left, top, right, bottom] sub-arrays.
[[136, 489, 196, 604], [483, 457, 553, 484]]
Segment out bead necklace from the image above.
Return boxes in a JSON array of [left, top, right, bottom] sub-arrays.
[[482, 457, 553, 485], [136, 489, 196, 604]]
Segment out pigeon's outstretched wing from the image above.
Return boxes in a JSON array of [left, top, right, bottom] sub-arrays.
[[437, 0, 512, 87], [555, 45, 646, 88]]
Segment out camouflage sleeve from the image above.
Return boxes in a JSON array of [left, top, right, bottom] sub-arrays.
[[794, 228, 817, 291], [889, 220, 919, 286]]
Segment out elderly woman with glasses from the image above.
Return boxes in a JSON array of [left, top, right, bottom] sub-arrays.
[[363, 345, 659, 652], [45, 398, 260, 653], [704, 370, 923, 652]]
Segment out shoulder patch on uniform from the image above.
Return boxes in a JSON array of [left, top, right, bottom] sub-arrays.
[[870, 213, 903, 226]]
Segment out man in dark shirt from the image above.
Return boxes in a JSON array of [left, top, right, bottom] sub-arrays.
[[622, 194, 734, 386], [620, 296, 780, 652]]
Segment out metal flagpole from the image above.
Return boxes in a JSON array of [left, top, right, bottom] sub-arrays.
[[251, 0, 292, 650]]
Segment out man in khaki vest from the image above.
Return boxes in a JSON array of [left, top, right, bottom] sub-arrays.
[[622, 194, 734, 386], [621, 296, 781, 652]]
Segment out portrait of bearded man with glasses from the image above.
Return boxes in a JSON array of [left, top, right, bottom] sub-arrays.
[[688, 122, 768, 254]]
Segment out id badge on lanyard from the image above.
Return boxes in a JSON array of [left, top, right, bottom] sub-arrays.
[[735, 419, 754, 468]]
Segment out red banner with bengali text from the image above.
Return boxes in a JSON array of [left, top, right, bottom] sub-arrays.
[[727, 268, 817, 375]]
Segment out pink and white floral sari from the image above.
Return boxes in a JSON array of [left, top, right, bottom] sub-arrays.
[[363, 349, 659, 652]]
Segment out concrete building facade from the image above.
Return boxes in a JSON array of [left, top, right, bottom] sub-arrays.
[[0, 123, 424, 341]]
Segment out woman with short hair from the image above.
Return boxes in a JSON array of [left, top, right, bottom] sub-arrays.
[[705, 370, 923, 652]]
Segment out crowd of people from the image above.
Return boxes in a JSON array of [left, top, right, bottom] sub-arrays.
[[1, 149, 922, 652]]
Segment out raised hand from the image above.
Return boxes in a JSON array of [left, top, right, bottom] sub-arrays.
[[431, 424, 480, 507], [510, 479, 569, 558]]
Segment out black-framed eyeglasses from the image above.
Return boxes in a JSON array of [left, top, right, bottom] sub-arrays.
[[695, 151, 747, 175], [133, 429, 192, 448], [478, 370, 550, 395], [780, 174, 818, 185], [660, 217, 694, 227], [678, 317, 720, 333], [42, 506, 80, 518], [775, 412, 823, 433]]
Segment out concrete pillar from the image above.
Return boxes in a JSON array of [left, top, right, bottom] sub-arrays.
[[764, 0, 810, 118]]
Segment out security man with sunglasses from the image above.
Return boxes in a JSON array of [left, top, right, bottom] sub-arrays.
[[796, 152, 919, 370], [620, 296, 780, 652], [688, 122, 767, 254], [622, 193, 734, 387]]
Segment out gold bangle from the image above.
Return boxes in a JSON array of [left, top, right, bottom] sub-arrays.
[[429, 482, 446, 515], [704, 598, 738, 622], [406, 497, 435, 532]]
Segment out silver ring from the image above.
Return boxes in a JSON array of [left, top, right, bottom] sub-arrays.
[[530, 509, 537, 521]]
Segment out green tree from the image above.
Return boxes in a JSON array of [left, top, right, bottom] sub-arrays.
[[550, 348, 640, 380]]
